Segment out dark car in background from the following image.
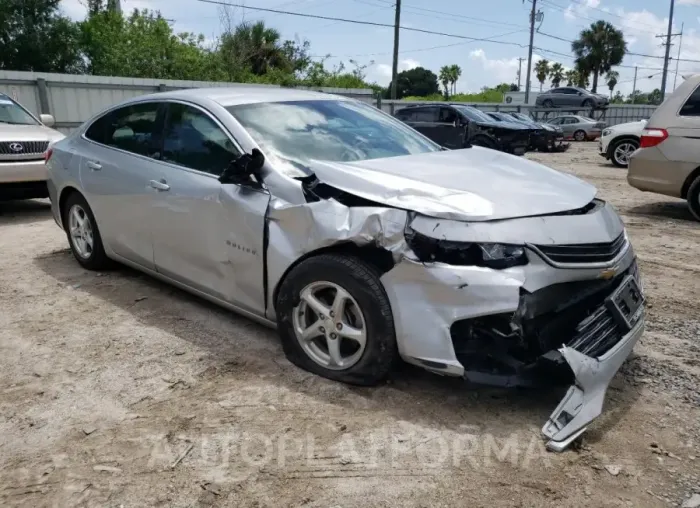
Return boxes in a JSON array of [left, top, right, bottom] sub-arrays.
[[505, 112, 569, 152], [535, 86, 610, 109], [394, 104, 530, 155], [486, 112, 547, 152]]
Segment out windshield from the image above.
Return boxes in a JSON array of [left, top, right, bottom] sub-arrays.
[[452, 105, 493, 123], [226, 100, 440, 177], [0, 96, 39, 125]]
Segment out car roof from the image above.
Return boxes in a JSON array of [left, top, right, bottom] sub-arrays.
[[125, 86, 348, 108]]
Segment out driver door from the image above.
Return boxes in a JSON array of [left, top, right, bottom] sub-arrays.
[[150, 102, 270, 316]]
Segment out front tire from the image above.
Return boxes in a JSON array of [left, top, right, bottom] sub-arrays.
[[573, 130, 586, 142], [609, 138, 639, 168], [687, 176, 700, 221], [542, 99, 554, 108], [582, 99, 594, 108], [471, 134, 497, 150], [276, 254, 397, 386], [62, 192, 112, 270]]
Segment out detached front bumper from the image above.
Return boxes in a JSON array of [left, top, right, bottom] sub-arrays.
[[380, 207, 643, 451]]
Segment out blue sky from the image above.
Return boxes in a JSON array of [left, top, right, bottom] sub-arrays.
[[61, 0, 700, 95]]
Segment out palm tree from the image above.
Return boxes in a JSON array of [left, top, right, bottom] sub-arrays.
[[534, 59, 550, 91], [550, 62, 565, 88], [572, 20, 627, 93], [606, 70, 619, 98], [565, 69, 577, 86], [220, 21, 287, 77], [439, 65, 450, 97], [449, 64, 462, 95]]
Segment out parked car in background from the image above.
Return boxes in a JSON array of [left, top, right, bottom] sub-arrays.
[[599, 119, 647, 168], [46, 87, 645, 452], [394, 104, 531, 155], [535, 87, 610, 109], [0, 92, 63, 200], [628, 74, 700, 220], [547, 115, 606, 141]]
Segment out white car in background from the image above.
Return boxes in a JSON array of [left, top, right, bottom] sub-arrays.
[[0, 92, 63, 201], [599, 119, 647, 168]]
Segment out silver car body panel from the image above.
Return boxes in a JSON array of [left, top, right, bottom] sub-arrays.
[[47, 87, 644, 452]]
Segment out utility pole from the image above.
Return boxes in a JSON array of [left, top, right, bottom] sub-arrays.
[[658, 0, 675, 101], [517, 57, 525, 91], [631, 66, 638, 104], [673, 22, 684, 91], [390, 0, 402, 100], [524, 0, 537, 104]]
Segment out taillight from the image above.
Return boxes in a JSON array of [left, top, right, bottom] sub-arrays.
[[44, 148, 53, 163], [640, 128, 668, 148]]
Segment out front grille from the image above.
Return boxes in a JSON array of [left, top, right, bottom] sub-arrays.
[[566, 304, 622, 357], [535, 233, 626, 264], [0, 141, 49, 155]]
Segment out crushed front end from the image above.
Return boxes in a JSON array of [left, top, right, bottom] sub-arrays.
[[379, 199, 645, 452]]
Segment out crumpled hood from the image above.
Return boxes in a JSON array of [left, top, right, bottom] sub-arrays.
[[477, 120, 530, 131], [307, 147, 597, 221]]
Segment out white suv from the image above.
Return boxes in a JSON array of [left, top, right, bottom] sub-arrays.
[[0, 93, 64, 200], [598, 119, 646, 168]]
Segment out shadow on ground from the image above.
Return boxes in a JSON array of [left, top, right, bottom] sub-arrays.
[[627, 201, 696, 222], [0, 199, 52, 226], [33, 248, 643, 445]]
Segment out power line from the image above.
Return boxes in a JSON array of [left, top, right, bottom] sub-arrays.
[[195, 0, 530, 48]]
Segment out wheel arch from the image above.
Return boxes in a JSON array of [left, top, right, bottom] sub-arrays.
[[271, 243, 395, 313], [681, 165, 700, 199], [57, 185, 82, 228]]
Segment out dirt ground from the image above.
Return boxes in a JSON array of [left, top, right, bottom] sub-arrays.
[[1, 143, 699, 508]]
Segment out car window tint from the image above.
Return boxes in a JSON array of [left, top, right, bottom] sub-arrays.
[[549, 117, 561, 125], [439, 108, 457, 123], [551, 88, 563, 94], [396, 109, 414, 121], [162, 103, 240, 176], [680, 85, 700, 116], [412, 107, 439, 122], [90, 103, 160, 156]]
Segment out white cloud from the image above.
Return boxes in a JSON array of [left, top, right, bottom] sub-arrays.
[[678, 0, 700, 5], [564, 0, 601, 20], [368, 59, 421, 85]]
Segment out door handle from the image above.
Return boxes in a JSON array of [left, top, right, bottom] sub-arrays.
[[149, 179, 170, 191], [86, 160, 102, 171]]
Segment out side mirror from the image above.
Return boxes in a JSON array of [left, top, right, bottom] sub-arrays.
[[219, 148, 265, 185], [40, 114, 55, 127]]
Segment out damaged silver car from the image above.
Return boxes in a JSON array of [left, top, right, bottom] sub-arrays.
[[46, 87, 645, 452]]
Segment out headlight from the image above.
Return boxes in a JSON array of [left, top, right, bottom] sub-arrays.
[[602, 128, 612, 137], [405, 227, 528, 269]]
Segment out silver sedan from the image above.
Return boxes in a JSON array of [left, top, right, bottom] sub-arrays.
[[47, 87, 645, 451], [547, 115, 607, 141]]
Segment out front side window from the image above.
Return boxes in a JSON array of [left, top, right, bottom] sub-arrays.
[[226, 100, 440, 177], [0, 95, 39, 125], [413, 107, 439, 122], [439, 107, 458, 123], [680, 85, 700, 116], [85, 102, 160, 157], [162, 103, 241, 176]]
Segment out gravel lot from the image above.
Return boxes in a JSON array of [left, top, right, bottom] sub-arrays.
[[1, 143, 699, 508]]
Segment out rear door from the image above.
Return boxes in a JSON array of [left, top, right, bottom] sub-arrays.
[[400, 106, 441, 144], [661, 83, 700, 165], [79, 101, 165, 269], [149, 101, 270, 315]]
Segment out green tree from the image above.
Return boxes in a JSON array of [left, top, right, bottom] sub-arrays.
[[388, 67, 439, 99], [611, 90, 625, 104], [606, 70, 619, 98], [0, 0, 83, 72], [449, 64, 462, 95], [565, 69, 577, 86], [534, 59, 550, 91], [648, 88, 662, 105], [549, 62, 565, 88], [439, 65, 451, 97], [572, 20, 627, 93]]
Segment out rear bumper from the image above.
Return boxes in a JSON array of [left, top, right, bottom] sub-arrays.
[[0, 160, 47, 184], [628, 147, 691, 198]]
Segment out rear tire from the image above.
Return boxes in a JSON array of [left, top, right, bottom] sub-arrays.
[[687, 176, 700, 221], [62, 192, 112, 270], [276, 254, 397, 386], [573, 130, 586, 142]]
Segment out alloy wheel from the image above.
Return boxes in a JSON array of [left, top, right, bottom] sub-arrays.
[[613, 142, 637, 166], [68, 204, 94, 259], [574, 130, 586, 141], [292, 281, 367, 370]]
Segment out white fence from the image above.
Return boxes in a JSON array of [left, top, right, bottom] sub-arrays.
[[0, 70, 375, 134]]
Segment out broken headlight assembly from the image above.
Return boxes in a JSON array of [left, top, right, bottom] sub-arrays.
[[405, 226, 528, 269]]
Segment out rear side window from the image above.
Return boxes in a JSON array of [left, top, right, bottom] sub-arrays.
[[439, 107, 458, 123], [680, 85, 700, 116], [412, 107, 439, 122], [395, 109, 414, 121], [162, 103, 241, 176], [85, 102, 160, 157]]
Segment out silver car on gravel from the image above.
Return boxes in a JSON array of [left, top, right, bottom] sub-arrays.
[[47, 87, 645, 451]]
